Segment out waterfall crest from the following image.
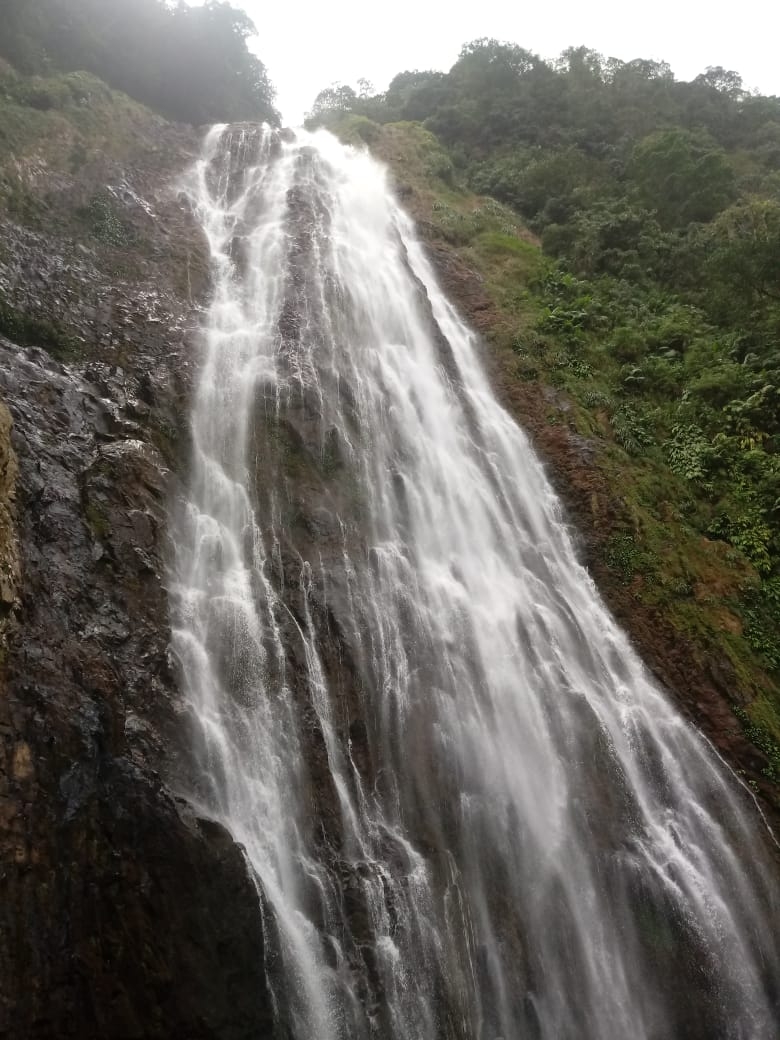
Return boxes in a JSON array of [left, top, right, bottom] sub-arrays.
[[170, 125, 779, 1040]]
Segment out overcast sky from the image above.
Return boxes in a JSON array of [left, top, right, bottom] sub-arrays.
[[214, 0, 780, 124]]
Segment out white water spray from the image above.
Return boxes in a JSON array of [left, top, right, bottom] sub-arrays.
[[170, 125, 779, 1039]]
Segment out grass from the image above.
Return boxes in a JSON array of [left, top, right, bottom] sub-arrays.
[[0, 61, 197, 365], [0, 62, 166, 235]]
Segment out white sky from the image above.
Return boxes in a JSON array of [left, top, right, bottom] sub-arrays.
[[212, 0, 780, 125]]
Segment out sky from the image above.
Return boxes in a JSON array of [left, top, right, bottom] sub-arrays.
[[218, 0, 780, 124]]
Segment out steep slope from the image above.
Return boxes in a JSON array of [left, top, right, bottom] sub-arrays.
[[0, 61, 778, 1037], [0, 66, 274, 1037]]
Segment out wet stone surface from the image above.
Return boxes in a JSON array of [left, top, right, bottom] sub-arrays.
[[0, 115, 275, 1037]]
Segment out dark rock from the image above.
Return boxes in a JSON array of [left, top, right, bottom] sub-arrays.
[[0, 108, 273, 1036]]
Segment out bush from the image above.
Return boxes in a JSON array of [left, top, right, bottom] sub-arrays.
[[611, 406, 655, 454], [667, 424, 716, 483], [708, 509, 773, 573]]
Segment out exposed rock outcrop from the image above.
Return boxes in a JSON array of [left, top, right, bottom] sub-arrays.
[[0, 401, 20, 625], [0, 97, 274, 1037]]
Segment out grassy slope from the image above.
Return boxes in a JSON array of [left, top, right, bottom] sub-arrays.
[[0, 62, 163, 210], [0, 62, 205, 355], [332, 115, 780, 802]]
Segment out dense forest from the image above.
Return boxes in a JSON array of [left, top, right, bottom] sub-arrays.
[[308, 43, 780, 772], [0, 0, 279, 125]]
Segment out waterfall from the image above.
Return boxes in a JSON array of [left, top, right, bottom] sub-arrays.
[[170, 124, 779, 1040]]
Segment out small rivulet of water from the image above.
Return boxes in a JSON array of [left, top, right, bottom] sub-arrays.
[[169, 124, 780, 1039]]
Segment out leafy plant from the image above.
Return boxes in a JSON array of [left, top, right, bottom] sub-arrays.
[[708, 510, 773, 574], [733, 705, 780, 782], [604, 532, 658, 584], [611, 406, 654, 454], [667, 424, 715, 483], [741, 578, 780, 671]]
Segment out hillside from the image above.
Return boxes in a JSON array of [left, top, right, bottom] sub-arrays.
[[0, 58, 281, 1036], [308, 49, 780, 814], [0, 19, 778, 1039]]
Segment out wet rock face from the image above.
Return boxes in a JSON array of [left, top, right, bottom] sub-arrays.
[[0, 344, 273, 1037], [0, 402, 20, 618], [0, 120, 274, 1036]]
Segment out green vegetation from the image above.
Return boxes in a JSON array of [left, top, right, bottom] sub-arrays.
[[309, 44, 780, 773], [0, 55, 212, 354], [0, 0, 278, 125], [0, 60, 164, 279]]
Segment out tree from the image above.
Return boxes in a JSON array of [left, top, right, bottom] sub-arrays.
[[0, 0, 279, 125], [308, 84, 358, 120], [555, 46, 607, 83], [629, 129, 736, 227], [694, 66, 746, 100], [700, 198, 780, 329], [384, 70, 448, 121]]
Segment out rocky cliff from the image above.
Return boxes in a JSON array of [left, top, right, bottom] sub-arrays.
[[0, 70, 273, 1038]]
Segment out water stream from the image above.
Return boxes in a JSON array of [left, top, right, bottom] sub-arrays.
[[170, 124, 779, 1039]]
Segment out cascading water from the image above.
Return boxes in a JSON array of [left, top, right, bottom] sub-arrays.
[[170, 124, 780, 1039]]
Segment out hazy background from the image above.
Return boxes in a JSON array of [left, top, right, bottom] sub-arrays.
[[202, 0, 780, 124]]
